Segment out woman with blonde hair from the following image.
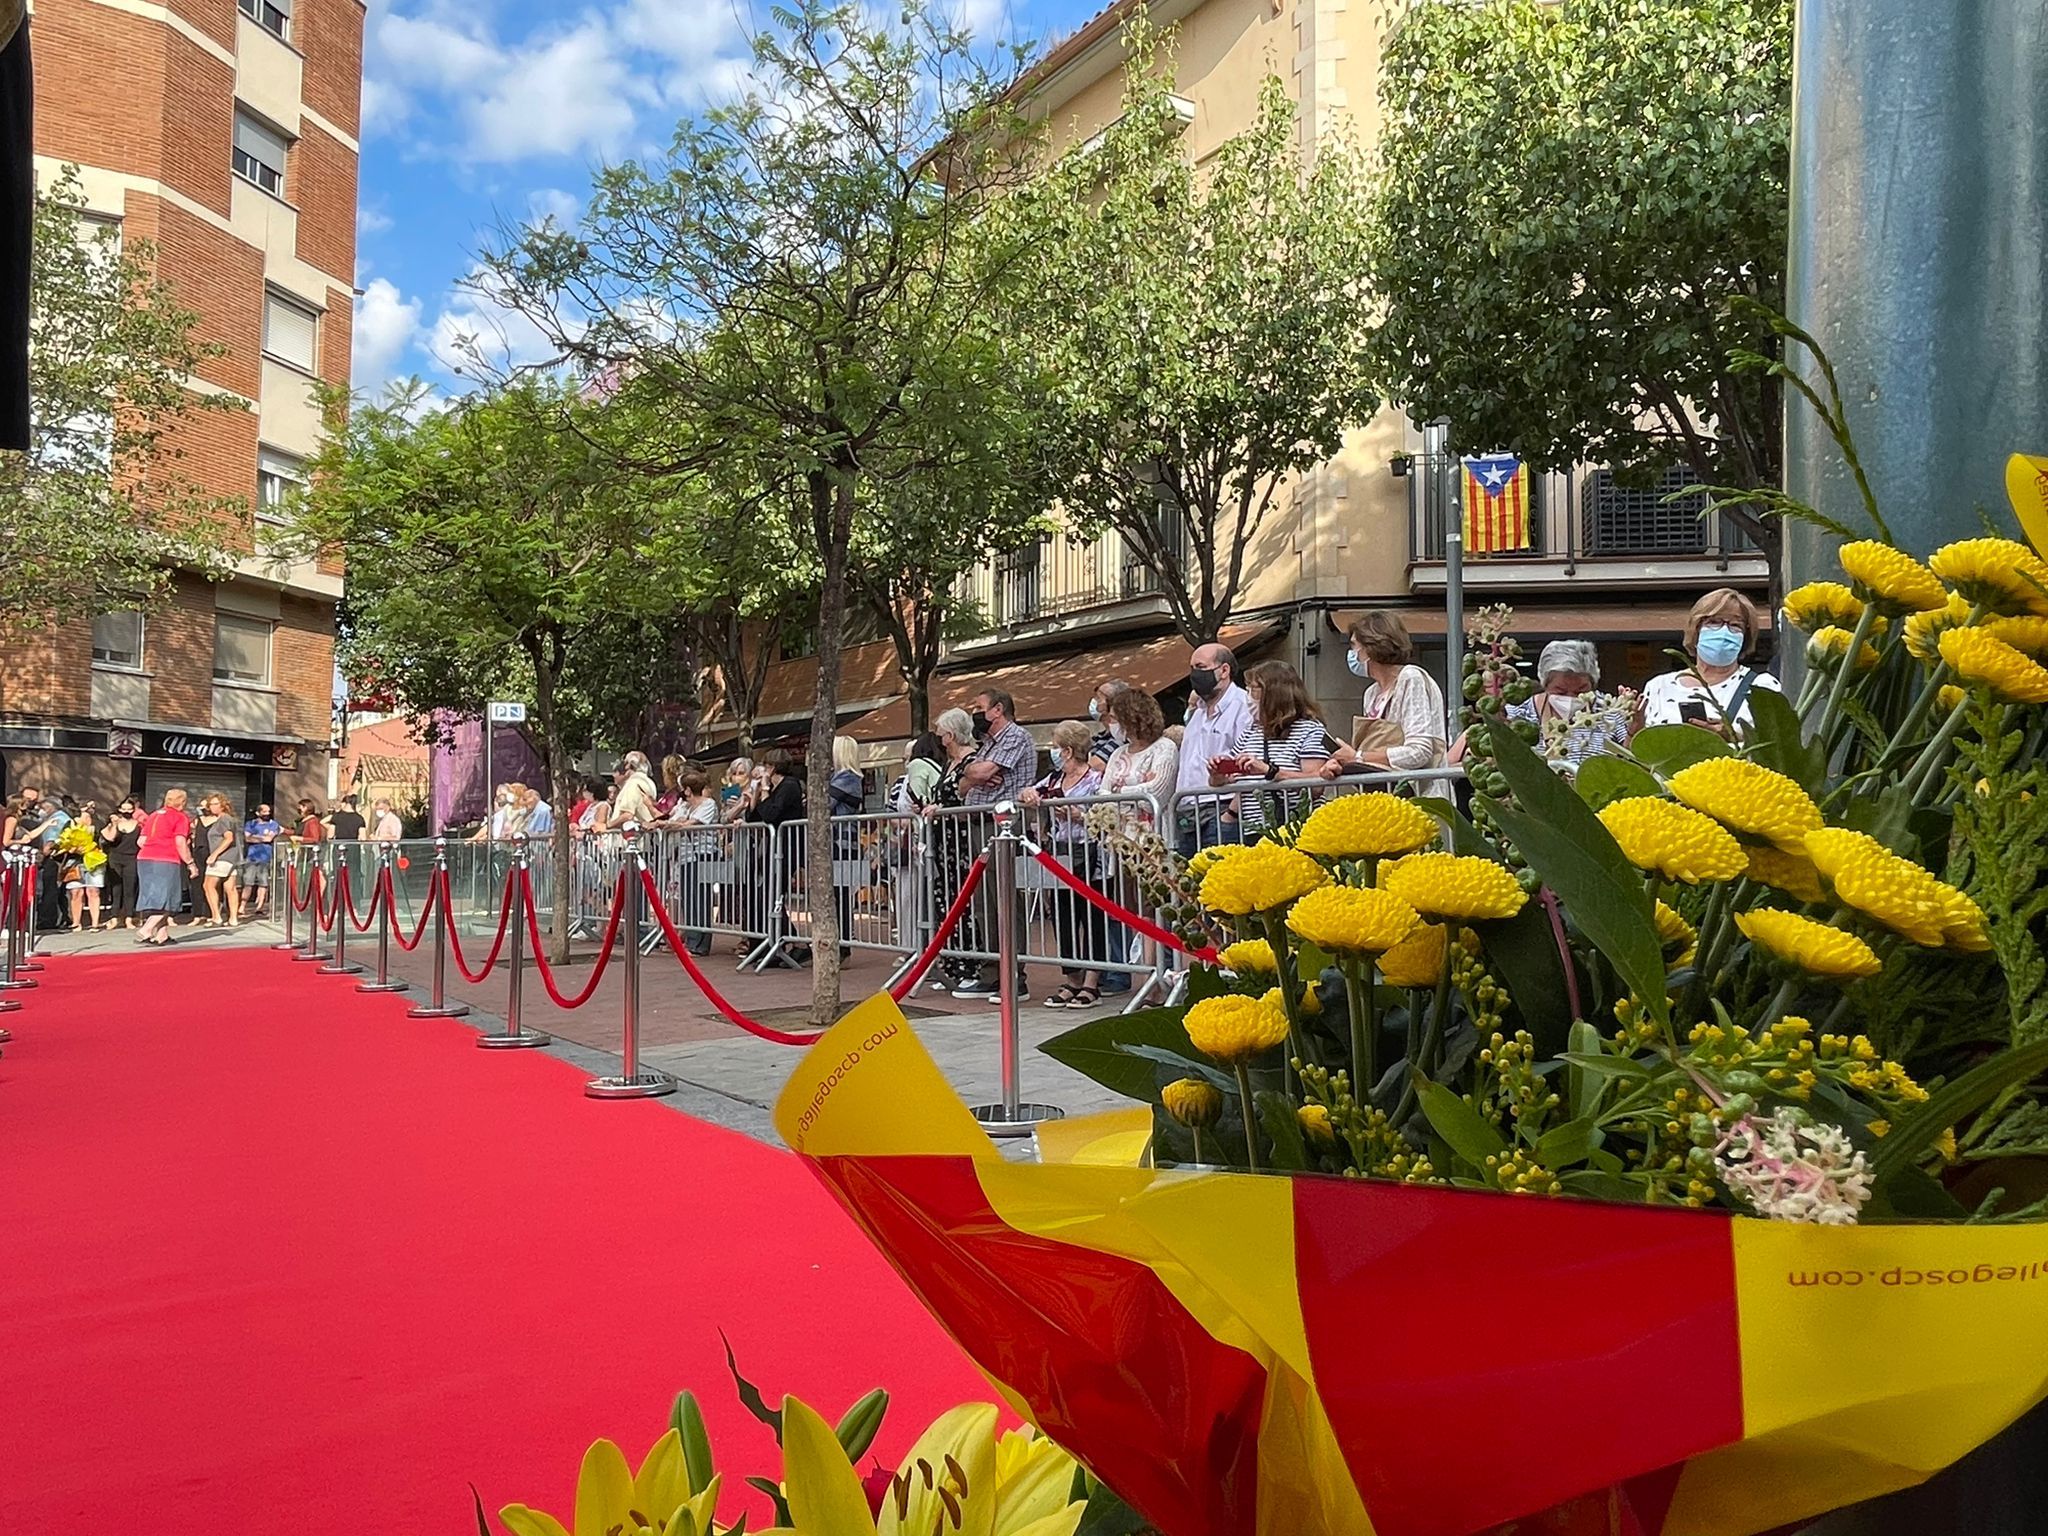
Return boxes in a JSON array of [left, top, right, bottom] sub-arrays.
[[197, 793, 243, 926], [1638, 587, 1779, 734], [135, 788, 199, 946]]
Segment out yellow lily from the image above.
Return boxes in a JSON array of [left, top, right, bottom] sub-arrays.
[[502, 1429, 723, 1536], [765, 1398, 1085, 1536]]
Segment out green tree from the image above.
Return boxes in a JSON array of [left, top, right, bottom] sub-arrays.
[[478, 0, 1037, 1022], [0, 166, 243, 635], [293, 378, 681, 959], [1364, 0, 1792, 571], [1002, 24, 1379, 643]]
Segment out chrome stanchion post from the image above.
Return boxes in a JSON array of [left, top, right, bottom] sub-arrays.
[[409, 837, 469, 1019], [970, 803, 1062, 1139], [318, 854, 364, 976], [356, 842, 409, 994], [295, 845, 332, 963], [20, 848, 44, 971], [271, 843, 300, 951], [587, 824, 674, 1099], [0, 853, 25, 1019], [478, 834, 548, 1049]]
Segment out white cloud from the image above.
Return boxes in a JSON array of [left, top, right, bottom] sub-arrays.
[[526, 187, 581, 229], [466, 24, 643, 162], [424, 264, 579, 379], [358, 202, 395, 236], [375, 13, 506, 89], [353, 277, 424, 394]]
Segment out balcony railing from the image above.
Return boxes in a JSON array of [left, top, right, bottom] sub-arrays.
[[1406, 457, 1760, 577], [955, 526, 1171, 635]]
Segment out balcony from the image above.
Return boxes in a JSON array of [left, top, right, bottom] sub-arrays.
[[949, 526, 1176, 657], [1405, 459, 1770, 592]]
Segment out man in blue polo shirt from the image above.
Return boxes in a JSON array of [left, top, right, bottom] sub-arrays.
[[240, 802, 282, 919]]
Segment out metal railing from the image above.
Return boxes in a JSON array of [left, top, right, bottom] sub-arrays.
[[953, 524, 1174, 634]]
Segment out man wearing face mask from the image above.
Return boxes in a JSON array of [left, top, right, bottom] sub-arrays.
[[1174, 642, 1252, 856], [953, 689, 1038, 999], [1638, 588, 1781, 734]]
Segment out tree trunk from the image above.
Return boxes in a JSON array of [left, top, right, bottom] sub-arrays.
[[803, 470, 856, 1027]]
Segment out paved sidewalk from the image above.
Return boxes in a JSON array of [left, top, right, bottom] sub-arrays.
[[28, 915, 1144, 1148]]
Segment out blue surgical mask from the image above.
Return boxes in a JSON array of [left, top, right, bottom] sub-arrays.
[[1696, 624, 1744, 667], [1088, 697, 1101, 721], [1346, 649, 1369, 678]]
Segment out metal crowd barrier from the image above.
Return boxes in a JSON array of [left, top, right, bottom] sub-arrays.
[[1164, 765, 1470, 854]]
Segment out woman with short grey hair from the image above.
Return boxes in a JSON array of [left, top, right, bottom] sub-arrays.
[[1509, 638, 1627, 769]]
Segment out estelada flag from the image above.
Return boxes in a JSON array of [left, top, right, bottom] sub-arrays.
[[778, 996, 2048, 1536], [1461, 453, 1533, 554]]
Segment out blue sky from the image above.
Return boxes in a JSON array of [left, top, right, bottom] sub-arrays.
[[352, 0, 1100, 400]]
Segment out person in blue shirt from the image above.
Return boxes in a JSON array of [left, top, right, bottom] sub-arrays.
[[521, 785, 554, 837], [239, 802, 283, 919]]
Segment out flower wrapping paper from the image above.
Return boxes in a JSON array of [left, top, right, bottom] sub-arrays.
[[775, 996, 2048, 1536]]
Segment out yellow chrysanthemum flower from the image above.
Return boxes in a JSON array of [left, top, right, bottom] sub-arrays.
[[1185, 842, 1247, 882], [1653, 900, 1696, 955], [1216, 938, 1278, 974], [1808, 624, 1882, 670], [1198, 842, 1329, 916], [1839, 540, 1947, 610], [1298, 1102, 1338, 1150], [1983, 615, 2048, 662], [1781, 580, 1863, 633], [1182, 994, 1292, 1065], [1929, 537, 2048, 616], [1597, 796, 1746, 883], [1286, 884, 1420, 955], [1293, 792, 1440, 860], [1804, 828, 1991, 950], [1667, 758, 1825, 853], [1939, 683, 1968, 713], [1938, 626, 2048, 705], [1377, 921, 1448, 987], [1380, 852, 1527, 922], [1735, 908, 1883, 979], [1745, 844, 1826, 905], [1904, 594, 1975, 660], [1261, 983, 1323, 1018], [1161, 1077, 1224, 1129]]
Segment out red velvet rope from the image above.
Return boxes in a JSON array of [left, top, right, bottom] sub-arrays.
[[887, 854, 989, 1003], [520, 866, 624, 1010], [341, 860, 382, 933], [387, 866, 440, 953], [313, 867, 341, 934], [446, 866, 517, 983], [1025, 846, 1219, 964], [288, 861, 315, 915], [638, 868, 824, 1046]]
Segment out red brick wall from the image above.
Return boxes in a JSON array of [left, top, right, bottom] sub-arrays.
[[294, 122, 357, 283], [32, 0, 168, 177], [297, 0, 366, 142], [124, 195, 266, 401], [0, 627, 67, 717], [159, 31, 236, 217], [149, 577, 223, 726], [275, 595, 337, 742], [166, 0, 237, 53]]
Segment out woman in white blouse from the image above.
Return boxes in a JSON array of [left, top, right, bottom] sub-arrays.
[[1323, 611, 1448, 776], [1100, 687, 1180, 832]]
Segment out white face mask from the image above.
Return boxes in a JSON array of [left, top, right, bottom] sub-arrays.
[[1108, 721, 1128, 744], [1547, 694, 1582, 721], [1088, 698, 1101, 721]]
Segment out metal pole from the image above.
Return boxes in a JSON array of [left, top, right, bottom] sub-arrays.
[[1431, 418, 1465, 738], [478, 834, 548, 1049], [356, 842, 409, 994], [0, 851, 27, 1013], [409, 837, 469, 1019], [295, 844, 332, 962], [318, 852, 365, 976], [483, 720, 494, 834], [271, 841, 299, 951], [20, 846, 43, 971], [970, 804, 1062, 1138], [587, 824, 674, 1098]]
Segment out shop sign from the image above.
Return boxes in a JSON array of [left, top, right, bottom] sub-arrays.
[[108, 728, 298, 771]]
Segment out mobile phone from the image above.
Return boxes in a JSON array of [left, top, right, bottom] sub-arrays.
[[1679, 700, 1711, 724]]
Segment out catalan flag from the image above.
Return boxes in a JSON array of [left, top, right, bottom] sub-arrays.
[[1460, 453, 1534, 554], [779, 996, 2048, 1536]]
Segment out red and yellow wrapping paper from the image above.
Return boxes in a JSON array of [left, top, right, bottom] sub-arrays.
[[775, 997, 2048, 1536]]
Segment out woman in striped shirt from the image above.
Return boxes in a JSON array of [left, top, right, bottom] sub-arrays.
[[1213, 661, 1335, 834]]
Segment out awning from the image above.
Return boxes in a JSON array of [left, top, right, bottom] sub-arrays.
[[847, 621, 1279, 742], [694, 639, 905, 746]]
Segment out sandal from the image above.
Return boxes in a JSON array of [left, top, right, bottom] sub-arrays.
[[1065, 985, 1101, 1010], [1043, 984, 1078, 1008]]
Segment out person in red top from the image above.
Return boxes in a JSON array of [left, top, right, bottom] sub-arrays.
[[135, 788, 198, 946], [296, 797, 325, 843]]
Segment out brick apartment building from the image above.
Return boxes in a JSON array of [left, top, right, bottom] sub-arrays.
[[0, 0, 361, 813]]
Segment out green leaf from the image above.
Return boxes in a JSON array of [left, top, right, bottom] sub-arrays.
[[1471, 901, 1575, 1056], [745, 1477, 793, 1529], [1574, 756, 1664, 810], [1073, 1476, 1150, 1536], [1414, 796, 1498, 858], [1566, 1021, 1608, 1120], [1533, 1117, 1602, 1168], [1040, 1007, 1202, 1102], [1256, 1090, 1311, 1170], [1865, 1163, 1970, 1221], [1411, 1071, 1507, 1171], [672, 1391, 716, 1497], [1117, 1044, 1234, 1092], [833, 1389, 888, 1462], [1559, 1170, 1645, 1203], [1482, 722, 1669, 1027], [1630, 724, 1731, 779], [1872, 1037, 2048, 1179], [1741, 685, 1827, 792], [1561, 1051, 1654, 1082], [722, 1333, 782, 1444]]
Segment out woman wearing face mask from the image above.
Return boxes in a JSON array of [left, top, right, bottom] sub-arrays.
[[1639, 589, 1780, 734], [1507, 639, 1626, 769], [1020, 720, 1107, 1008], [1323, 611, 1448, 776]]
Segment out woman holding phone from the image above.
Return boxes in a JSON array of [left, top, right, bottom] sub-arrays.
[[1212, 661, 1332, 833], [1637, 588, 1780, 736]]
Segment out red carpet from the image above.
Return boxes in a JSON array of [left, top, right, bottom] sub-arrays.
[[0, 949, 988, 1533]]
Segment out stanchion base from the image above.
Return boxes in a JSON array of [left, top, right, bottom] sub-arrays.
[[477, 1029, 551, 1049], [269, 940, 301, 951], [317, 960, 365, 976], [20, 959, 44, 972], [0, 976, 35, 990], [356, 979, 410, 994], [292, 950, 332, 963], [969, 1102, 1066, 1139], [407, 1002, 471, 1019], [585, 1071, 676, 1099]]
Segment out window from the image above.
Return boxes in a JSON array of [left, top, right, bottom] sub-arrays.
[[262, 290, 319, 372], [232, 110, 289, 198], [237, 0, 290, 39], [91, 611, 144, 669], [256, 446, 304, 525], [213, 612, 273, 687]]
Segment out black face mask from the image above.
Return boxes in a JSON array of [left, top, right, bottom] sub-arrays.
[[970, 710, 992, 740], [1189, 666, 1220, 699]]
